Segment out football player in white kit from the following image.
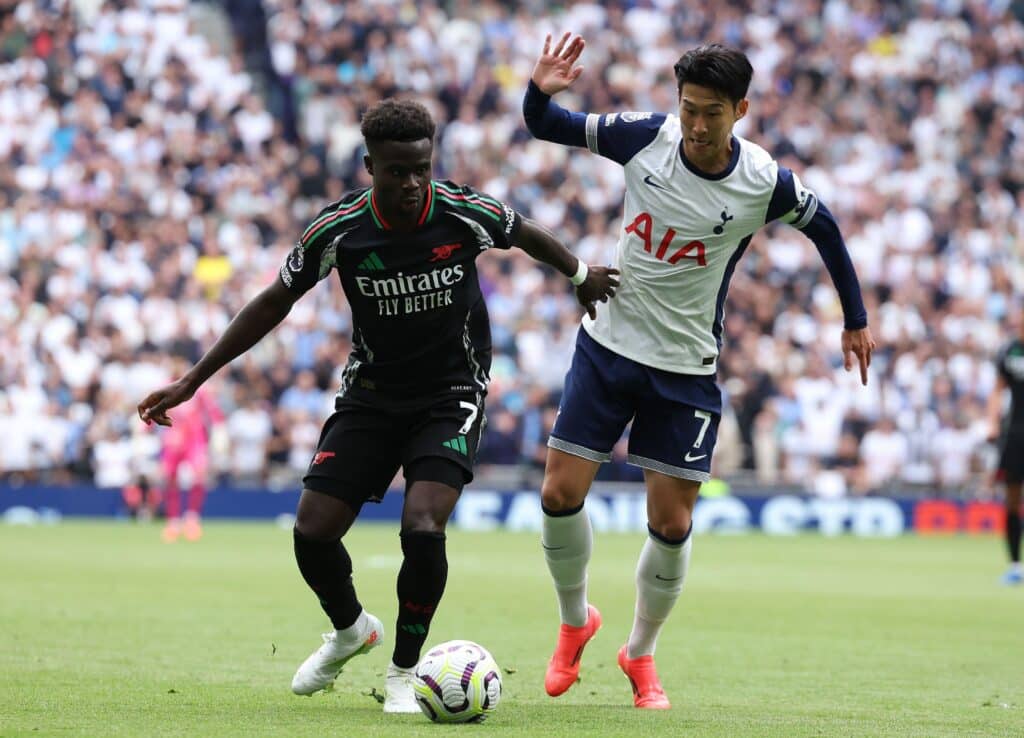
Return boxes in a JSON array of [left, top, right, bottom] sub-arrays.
[[523, 34, 876, 709]]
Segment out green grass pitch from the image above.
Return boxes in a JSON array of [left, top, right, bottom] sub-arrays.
[[1, 521, 1022, 737]]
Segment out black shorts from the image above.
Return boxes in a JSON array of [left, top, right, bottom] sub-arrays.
[[303, 392, 486, 506], [998, 431, 1024, 485]]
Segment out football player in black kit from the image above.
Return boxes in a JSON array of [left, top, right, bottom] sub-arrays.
[[138, 99, 619, 710], [987, 315, 1024, 586]]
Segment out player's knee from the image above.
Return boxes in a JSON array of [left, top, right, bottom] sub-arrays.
[[648, 515, 692, 543], [402, 479, 461, 534], [293, 512, 335, 542], [294, 489, 356, 540], [540, 477, 585, 512], [401, 493, 455, 534], [401, 507, 448, 535], [402, 461, 464, 531]]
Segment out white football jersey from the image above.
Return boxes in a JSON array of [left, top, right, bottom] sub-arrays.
[[578, 112, 817, 375]]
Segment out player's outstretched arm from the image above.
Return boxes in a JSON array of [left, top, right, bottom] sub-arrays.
[[522, 33, 593, 150], [524, 35, 656, 163], [515, 218, 619, 320], [138, 280, 300, 426], [532, 32, 585, 96]]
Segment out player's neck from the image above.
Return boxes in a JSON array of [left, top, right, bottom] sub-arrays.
[[682, 138, 734, 175], [373, 193, 422, 233], [390, 216, 420, 233]]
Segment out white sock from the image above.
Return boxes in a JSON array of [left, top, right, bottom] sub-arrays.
[[627, 529, 692, 659], [542, 506, 593, 627], [335, 609, 369, 645]]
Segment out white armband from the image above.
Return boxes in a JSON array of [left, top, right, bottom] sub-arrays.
[[569, 259, 588, 286]]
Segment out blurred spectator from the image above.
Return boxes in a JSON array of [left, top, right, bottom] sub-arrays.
[[858, 417, 911, 493], [1, 0, 1022, 497], [226, 388, 274, 483], [477, 407, 520, 467], [279, 369, 328, 417]]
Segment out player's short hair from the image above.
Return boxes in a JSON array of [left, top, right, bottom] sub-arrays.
[[673, 44, 753, 104], [360, 99, 436, 145]]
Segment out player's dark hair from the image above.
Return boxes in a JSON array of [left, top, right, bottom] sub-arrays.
[[673, 44, 753, 104], [360, 99, 436, 144]]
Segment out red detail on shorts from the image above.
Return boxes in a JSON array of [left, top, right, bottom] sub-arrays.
[[312, 451, 336, 465], [366, 630, 379, 645]]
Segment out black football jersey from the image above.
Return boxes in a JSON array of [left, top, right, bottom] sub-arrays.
[[996, 339, 1024, 433], [280, 180, 522, 403]]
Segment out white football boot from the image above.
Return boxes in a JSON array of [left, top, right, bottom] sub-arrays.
[[291, 612, 384, 695], [383, 662, 420, 713]]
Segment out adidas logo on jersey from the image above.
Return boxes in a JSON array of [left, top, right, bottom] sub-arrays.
[[358, 252, 385, 271], [442, 436, 469, 455]]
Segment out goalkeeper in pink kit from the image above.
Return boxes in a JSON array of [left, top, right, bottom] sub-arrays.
[[158, 384, 223, 542]]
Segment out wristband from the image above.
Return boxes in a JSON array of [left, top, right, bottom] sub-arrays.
[[569, 259, 588, 286]]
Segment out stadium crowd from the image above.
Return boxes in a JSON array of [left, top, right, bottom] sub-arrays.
[[1, 0, 1022, 497]]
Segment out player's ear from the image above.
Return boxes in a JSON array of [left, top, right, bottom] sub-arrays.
[[734, 98, 749, 121], [364, 154, 373, 176]]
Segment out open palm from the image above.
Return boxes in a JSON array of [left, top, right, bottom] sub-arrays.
[[532, 33, 585, 95]]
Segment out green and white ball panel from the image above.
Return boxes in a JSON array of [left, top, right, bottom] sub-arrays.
[[413, 639, 502, 723]]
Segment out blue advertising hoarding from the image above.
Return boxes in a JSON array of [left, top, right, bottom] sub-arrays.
[[0, 485, 1003, 536]]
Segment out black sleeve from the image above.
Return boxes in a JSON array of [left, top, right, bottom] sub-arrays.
[[434, 181, 521, 250], [279, 199, 359, 293]]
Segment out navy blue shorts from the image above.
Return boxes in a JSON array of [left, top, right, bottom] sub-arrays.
[[548, 329, 722, 482]]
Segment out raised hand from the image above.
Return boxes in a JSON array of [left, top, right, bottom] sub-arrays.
[[576, 266, 620, 320], [842, 327, 875, 386], [532, 32, 585, 96], [138, 378, 197, 427]]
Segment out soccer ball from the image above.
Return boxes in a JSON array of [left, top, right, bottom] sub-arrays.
[[412, 640, 502, 723]]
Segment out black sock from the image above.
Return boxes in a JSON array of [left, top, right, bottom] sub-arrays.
[[293, 528, 362, 630], [393, 531, 447, 668], [1007, 510, 1021, 564]]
